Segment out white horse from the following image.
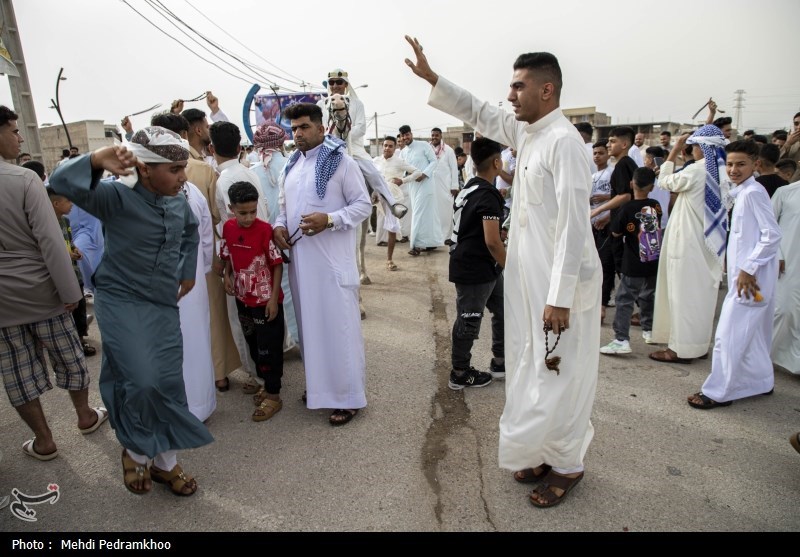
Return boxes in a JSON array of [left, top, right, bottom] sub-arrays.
[[325, 93, 373, 288]]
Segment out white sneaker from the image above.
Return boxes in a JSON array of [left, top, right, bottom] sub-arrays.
[[642, 331, 655, 344], [600, 339, 632, 355]]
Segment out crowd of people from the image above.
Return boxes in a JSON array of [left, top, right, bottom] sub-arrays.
[[1, 36, 798, 507]]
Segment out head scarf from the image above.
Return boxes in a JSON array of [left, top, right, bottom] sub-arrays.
[[253, 120, 287, 169], [119, 126, 189, 188], [686, 124, 730, 262], [326, 68, 360, 102], [282, 135, 346, 200]]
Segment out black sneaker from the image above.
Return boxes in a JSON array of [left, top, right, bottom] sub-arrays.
[[489, 359, 505, 380], [448, 367, 493, 391]]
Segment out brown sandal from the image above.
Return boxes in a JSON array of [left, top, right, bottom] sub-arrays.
[[529, 471, 584, 508], [150, 463, 197, 497], [121, 449, 151, 495], [648, 349, 692, 364], [252, 398, 282, 422], [252, 387, 267, 406], [513, 464, 552, 484]]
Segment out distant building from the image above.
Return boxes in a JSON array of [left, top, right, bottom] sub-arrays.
[[563, 107, 612, 130], [39, 120, 121, 174], [595, 121, 697, 147]]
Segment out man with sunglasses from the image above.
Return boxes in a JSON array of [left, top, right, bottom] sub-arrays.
[[273, 103, 372, 427]]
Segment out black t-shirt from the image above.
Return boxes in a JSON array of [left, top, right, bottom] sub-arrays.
[[611, 198, 663, 277], [756, 174, 788, 198], [449, 177, 505, 284], [609, 155, 637, 221]]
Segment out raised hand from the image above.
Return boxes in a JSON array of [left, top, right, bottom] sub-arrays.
[[89, 146, 137, 176], [170, 99, 185, 114], [206, 91, 219, 114], [120, 116, 133, 135], [404, 35, 439, 86]]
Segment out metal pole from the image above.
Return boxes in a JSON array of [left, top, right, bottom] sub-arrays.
[[51, 67, 72, 149], [374, 112, 379, 157]]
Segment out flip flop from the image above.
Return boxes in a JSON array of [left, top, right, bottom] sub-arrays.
[[79, 407, 109, 434], [687, 392, 732, 410], [329, 409, 358, 426], [22, 439, 58, 461], [408, 248, 421, 257], [649, 349, 692, 364]]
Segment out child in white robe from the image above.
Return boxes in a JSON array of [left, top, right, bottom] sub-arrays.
[[688, 141, 782, 409]]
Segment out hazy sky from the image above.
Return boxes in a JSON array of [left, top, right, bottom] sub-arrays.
[[2, 0, 799, 141]]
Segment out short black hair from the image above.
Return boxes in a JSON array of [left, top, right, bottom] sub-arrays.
[[776, 158, 797, 173], [0, 105, 18, 127], [645, 146, 665, 158], [794, 111, 800, 120], [609, 126, 634, 146], [758, 143, 781, 166], [282, 102, 323, 124], [151, 112, 190, 135], [471, 137, 503, 171], [632, 167, 656, 189], [69, 146, 79, 152], [772, 130, 788, 141], [683, 145, 694, 157], [45, 186, 66, 200], [227, 181, 260, 205], [513, 52, 562, 99], [713, 116, 733, 128], [399, 125, 411, 134], [725, 139, 759, 159], [660, 130, 672, 138], [454, 146, 464, 156], [383, 135, 397, 144], [592, 138, 608, 149], [752, 135, 768, 145], [61, 148, 70, 157], [574, 122, 593, 138], [18, 152, 31, 159], [209, 121, 241, 158], [431, 127, 442, 134], [181, 108, 207, 126], [22, 160, 46, 180], [743, 129, 755, 137]]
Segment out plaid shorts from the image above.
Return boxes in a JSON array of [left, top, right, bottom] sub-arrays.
[[0, 312, 89, 407]]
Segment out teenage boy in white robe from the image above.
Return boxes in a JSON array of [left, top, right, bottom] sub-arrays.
[[688, 140, 782, 409]]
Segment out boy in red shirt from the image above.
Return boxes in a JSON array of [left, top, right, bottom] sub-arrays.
[[220, 182, 285, 422]]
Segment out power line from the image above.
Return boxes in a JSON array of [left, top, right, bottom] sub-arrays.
[[141, 0, 284, 89], [181, 0, 309, 86], [119, 0, 255, 86]]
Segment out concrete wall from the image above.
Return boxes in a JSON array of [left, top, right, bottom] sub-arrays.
[[39, 120, 118, 174]]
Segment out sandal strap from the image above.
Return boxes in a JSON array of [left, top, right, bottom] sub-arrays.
[[542, 471, 583, 491]]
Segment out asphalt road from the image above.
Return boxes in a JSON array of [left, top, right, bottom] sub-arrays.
[[1, 240, 798, 533]]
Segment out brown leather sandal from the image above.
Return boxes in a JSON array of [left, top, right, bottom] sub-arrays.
[[529, 471, 584, 508], [121, 449, 151, 495], [513, 464, 552, 484], [150, 464, 197, 497], [252, 387, 267, 406], [252, 398, 282, 422]]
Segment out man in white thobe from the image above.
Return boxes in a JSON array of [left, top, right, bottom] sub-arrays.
[[430, 127, 459, 244], [274, 103, 371, 426], [771, 180, 800, 375], [373, 136, 421, 268], [650, 128, 726, 363], [406, 38, 600, 507], [210, 121, 269, 385], [689, 142, 782, 407], [178, 182, 216, 422], [316, 69, 403, 232], [399, 125, 441, 253]]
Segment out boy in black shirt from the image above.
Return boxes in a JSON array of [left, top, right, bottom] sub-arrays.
[[591, 126, 638, 274], [755, 143, 789, 198], [448, 138, 506, 390], [600, 167, 662, 355]]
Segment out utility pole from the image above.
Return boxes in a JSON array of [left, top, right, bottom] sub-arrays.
[[733, 89, 746, 132], [0, 0, 42, 162], [374, 111, 379, 157]]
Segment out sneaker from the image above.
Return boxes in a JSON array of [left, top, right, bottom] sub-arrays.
[[600, 339, 632, 355], [489, 359, 505, 380], [642, 331, 655, 344], [448, 367, 493, 390]]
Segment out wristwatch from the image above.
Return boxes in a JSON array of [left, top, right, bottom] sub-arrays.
[[326, 214, 334, 229]]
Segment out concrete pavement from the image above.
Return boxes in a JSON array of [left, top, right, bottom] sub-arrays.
[[1, 240, 798, 532]]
